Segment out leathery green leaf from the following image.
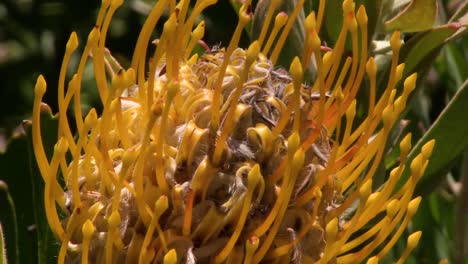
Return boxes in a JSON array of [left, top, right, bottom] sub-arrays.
[[0, 222, 7, 264], [385, 0, 438, 32], [0, 104, 59, 264], [400, 23, 467, 78]]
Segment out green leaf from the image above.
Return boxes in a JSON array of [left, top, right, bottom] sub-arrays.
[[0, 181, 18, 264], [446, 42, 467, 87], [400, 23, 467, 78], [429, 191, 441, 223], [0, 222, 7, 264], [384, 0, 438, 32], [0, 104, 59, 264], [401, 79, 468, 195], [321, 0, 343, 45]]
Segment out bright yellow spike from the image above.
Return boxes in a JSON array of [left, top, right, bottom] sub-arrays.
[[139, 196, 169, 263], [270, 0, 305, 64], [396, 231, 422, 264], [185, 21, 206, 58], [81, 220, 95, 264], [321, 217, 339, 262], [32, 75, 50, 181], [367, 256, 379, 264], [290, 57, 304, 133], [262, 12, 288, 55], [163, 249, 177, 264], [422, 139, 436, 159], [256, 0, 281, 48], [244, 236, 259, 264]]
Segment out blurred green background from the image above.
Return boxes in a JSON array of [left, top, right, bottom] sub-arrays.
[[0, 0, 467, 263]]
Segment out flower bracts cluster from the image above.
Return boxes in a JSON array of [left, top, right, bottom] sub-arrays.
[[32, 0, 434, 263]]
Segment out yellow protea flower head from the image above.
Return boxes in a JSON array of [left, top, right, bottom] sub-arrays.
[[32, 0, 435, 263]]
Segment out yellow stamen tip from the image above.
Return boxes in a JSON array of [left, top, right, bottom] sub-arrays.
[[366, 57, 377, 77], [247, 235, 259, 250], [108, 210, 121, 228], [343, 1, 357, 32], [310, 31, 321, 52], [193, 21, 205, 38], [275, 11, 288, 26], [395, 63, 405, 82], [400, 133, 412, 157], [112, 69, 125, 89], [109, 99, 119, 113], [55, 138, 69, 154], [84, 108, 98, 128], [247, 41, 261, 62], [404, 73, 418, 95], [326, 217, 338, 239], [164, 13, 177, 35], [287, 132, 301, 158], [407, 196, 422, 216], [290, 57, 304, 83], [335, 86, 344, 102], [422, 139, 436, 160], [390, 31, 402, 51], [125, 68, 136, 86], [239, 4, 252, 24], [187, 53, 198, 65], [245, 235, 260, 262], [389, 167, 399, 180], [366, 192, 378, 207], [386, 199, 400, 218], [407, 231, 422, 249], [382, 104, 394, 128], [167, 81, 180, 100], [356, 5, 368, 26], [66, 32, 79, 52], [123, 147, 138, 167], [410, 154, 424, 178], [305, 12, 317, 31], [34, 75, 47, 98], [155, 195, 169, 216], [248, 164, 262, 184], [367, 256, 379, 264], [342, 0, 355, 13], [87, 26, 100, 45], [82, 219, 95, 239], [359, 179, 372, 199], [292, 149, 306, 171], [163, 249, 177, 264], [346, 100, 356, 119], [394, 96, 405, 114]]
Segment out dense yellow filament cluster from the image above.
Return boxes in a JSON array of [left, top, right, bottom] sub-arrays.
[[32, 0, 434, 263]]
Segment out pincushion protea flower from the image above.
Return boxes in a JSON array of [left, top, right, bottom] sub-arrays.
[[32, 0, 435, 263]]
